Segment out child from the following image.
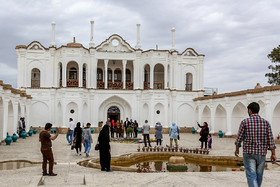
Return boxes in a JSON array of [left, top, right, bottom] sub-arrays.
[[208, 134, 212, 149]]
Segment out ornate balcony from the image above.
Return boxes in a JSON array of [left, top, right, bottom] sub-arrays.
[[97, 81, 105, 89], [108, 81, 123, 89], [67, 79, 78, 87], [144, 82, 150, 89], [126, 82, 133, 90], [154, 82, 163, 89]]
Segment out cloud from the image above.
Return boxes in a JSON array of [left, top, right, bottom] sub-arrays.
[[0, 0, 280, 93]]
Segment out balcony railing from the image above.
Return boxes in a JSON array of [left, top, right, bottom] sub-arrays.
[[126, 82, 133, 90], [83, 80, 86, 88], [154, 82, 163, 89], [185, 84, 192, 91], [67, 79, 78, 87], [108, 81, 123, 89], [59, 80, 62, 87], [97, 81, 105, 89], [144, 82, 150, 89]]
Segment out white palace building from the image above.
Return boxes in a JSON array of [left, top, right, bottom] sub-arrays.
[[1, 21, 280, 141]]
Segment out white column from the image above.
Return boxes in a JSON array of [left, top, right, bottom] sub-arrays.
[[135, 24, 141, 49], [86, 64, 90, 88], [50, 21, 56, 47], [62, 63, 67, 87], [92, 58, 97, 89], [225, 105, 232, 136], [62, 99, 66, 127], [122, 60, 127, 89], [13, 102, 19, 133], [104, 59, 108, 89], [210, 106, 215, 133], [164, 64, 168, 89], [171, 27, 176, 50], [150, 65, 154, 89], [89, 20, 95, 48], [2, 99, 8, 138], [25, 101, 30, 131], [79, 64, 83, 87], [112, 69, 115, 83], [78, 99, 83, 123]]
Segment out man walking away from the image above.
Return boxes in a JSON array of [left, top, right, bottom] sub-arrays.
[[142, 120, 151, 147], [124, 118, 130, 138], [235, 102, 277, 187], [67, 118, 75, 145], [39, 123, 59, 176]]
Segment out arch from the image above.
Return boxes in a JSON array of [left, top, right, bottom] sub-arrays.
[[56, 102, 63, 127], [214, 104, 227, 133], [97, 68, 103, 81], [31, 68, 40, 88], [153, 63, 164, 89], [83, 63, 87, 87], [114, 68, 122, 82], [186, 73, 193, 91], [67, 61, 79, 87], [27, 60, 44, 87], [98, 95, 132, 123], [177, 103, 195, 127], [231, 102, 247, 134], [30, 101, 49, 128], [82, 102, 89, 127], [142, 103, 149, 124], [167, 64, 170, 88], [18, 103, 22, 122], [154, 103, 165, 126], [201, 105, 211, 129], [144, 64, 150, 89], [257, 100, 265, 117], [107, 106, 120, 124], [58, 62, 62, 87], [7, 101, 14, 135], [66, 102, 78, 125], [272, 102, 280, 138], [0, 96, 4, 140]]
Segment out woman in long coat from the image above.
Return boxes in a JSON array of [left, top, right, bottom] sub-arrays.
[[197, 122, 209, 149], [73, 122, 83, 155], [169, 122, 180, 147], [155, 122, 163, 147], [98, 122, 112, 172]]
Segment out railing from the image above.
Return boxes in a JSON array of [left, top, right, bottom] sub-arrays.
[[144, 82, 150, 89], [59, 80, 62, 87], [185, 84, 192, 91], [126, 82, 133, 90], [83, 80, 86, 88], [154, 82, 163, 89], [67, 79, 78, 87], [97, 81, 104, 89], [108, 81, 123, 89], [31, 80, 40, 88]]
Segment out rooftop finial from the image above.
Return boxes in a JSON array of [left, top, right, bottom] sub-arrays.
[[73, 37, 76, 43]]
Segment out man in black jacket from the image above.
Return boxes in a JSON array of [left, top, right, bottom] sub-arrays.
[[124, 117, 131, 138]]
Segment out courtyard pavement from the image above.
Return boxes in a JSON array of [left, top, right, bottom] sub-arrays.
[[0, 133, 279, 187]]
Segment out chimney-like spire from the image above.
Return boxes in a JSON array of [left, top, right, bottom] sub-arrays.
[[135, 24, 141, 49], [50, 21, 56, 47], [171, 27, 176, 51], [89, 19, 95, 47]]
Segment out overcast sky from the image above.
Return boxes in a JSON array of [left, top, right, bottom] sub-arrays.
[[0, 0, 279, 93]]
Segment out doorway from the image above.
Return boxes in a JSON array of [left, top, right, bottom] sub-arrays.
[[107, 106, 120, 123]]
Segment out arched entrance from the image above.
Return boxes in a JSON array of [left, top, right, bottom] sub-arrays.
[[107, 106, 120, 123]]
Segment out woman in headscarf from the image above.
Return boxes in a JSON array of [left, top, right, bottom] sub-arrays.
[[197, 122, 209, 149], [155, 122, 163, 147], [169, 122, 180, 147], [98, 121, 112, 172], [73, 122, 83, 155], [115, 120, 121, 138]]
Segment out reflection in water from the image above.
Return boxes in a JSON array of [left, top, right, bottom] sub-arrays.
[[154, 161, 163, 171], [0, 161, 34, 170]]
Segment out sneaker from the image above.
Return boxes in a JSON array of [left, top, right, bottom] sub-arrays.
[[106, 170, 113, 172], [49, 173, 57, 176]]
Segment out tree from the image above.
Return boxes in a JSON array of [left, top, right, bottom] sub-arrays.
[[265, 45, 280, 85]]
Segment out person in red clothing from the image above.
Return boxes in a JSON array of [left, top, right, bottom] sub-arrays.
[[39, 123, 59, 176], [235, 102, 276, 187]]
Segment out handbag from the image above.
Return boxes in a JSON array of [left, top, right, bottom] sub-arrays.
[[95, 143, 99, 151]]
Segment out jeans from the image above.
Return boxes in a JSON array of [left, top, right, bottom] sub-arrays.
[[243, 153, 266, 187], [66, 130, 73, 144], [84, 138, 91, 153], [143, 134, 151, 147]]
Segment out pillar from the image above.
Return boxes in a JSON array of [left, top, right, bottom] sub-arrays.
[[79, 64, 83, 87], [164, 64, 168, 89], [2, 99, 8, 138], [122, 60, 127, 89], [89, 20, 95, 48], [92, 58, 97, 88], [135, 24, 141, 49], [13, 102, 19, 133], [62, 63, 67, 87], [225, 105, 232, 136], [104, 59, 108, 89], [150, 65, 154, 89], [50, 21, 56, 47]]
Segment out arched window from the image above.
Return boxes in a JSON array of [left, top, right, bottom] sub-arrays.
[[83, 65, 86, 87], [59, 64, 62, 87], [144, 64, 150, 89], [108, 69, 112, 82], [186, 73, 193, 91], [69, 67, 77, 79], [154, 64, 164, 89], [31, 68, 40, 88], [114, 69, 122, 82], [126, 69, 131, 82], [97, 68, 103, 81]]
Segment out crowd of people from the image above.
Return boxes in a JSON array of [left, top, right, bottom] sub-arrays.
[[38, 103, 277, 187]]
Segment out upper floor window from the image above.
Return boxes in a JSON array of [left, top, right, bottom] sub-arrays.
[[108, 69, 112, 81], [186, 73, 193, 91], [31, 68, 40, 88], [114, 69, 122, 82], [126, 69, 131, 82], [97, 68, 103, 81], [69, 67, 77, 79]]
